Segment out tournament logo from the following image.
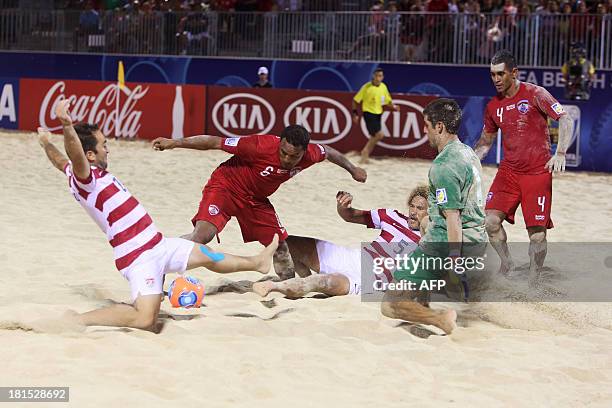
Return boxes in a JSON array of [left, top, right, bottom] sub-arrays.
[[208, 204, 220, 216], [517, 99, 530, 114], [436, 188, 448, 204]]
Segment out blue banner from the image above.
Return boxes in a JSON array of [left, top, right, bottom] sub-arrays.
[[1, 51, 610, 171], [0, 77, 18, 129]]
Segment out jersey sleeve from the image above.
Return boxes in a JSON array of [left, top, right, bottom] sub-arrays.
[[353, 84, 366, 103], [384, 85, 393, 105], [364, 209, 381, 229], [66, 162, 96, 192], [483, 104, 499, 133], [220, 135, 258, 161], [429, 164, 464, 211], [533, 87, 565, 121], [304, 143, 327, 165]]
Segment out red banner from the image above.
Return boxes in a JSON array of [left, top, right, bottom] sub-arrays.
[[205, 86, 437, 158], [19, 79, 205, 140]]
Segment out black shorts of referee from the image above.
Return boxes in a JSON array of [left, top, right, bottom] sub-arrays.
[[363, 111, 382, 135]]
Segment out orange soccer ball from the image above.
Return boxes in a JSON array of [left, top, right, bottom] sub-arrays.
[[167, 276, 205, 308]]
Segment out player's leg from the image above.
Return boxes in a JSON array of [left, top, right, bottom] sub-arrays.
[[185, 235, 279, 274], [186, 187, 233, 244], [485, 169, 521, 276], [384, 248, 456, 334], [236, 200, 294, 280], [360, 113, 383, 163], [71, 294, 163, 332], [253, 273, 350, 298], [381, 289, 457, 335], [520, 172, 553, 287], [285, 235, 320, 277]]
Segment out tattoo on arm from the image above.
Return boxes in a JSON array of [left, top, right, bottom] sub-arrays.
[[556, 114, 573, 155], [324, 145, 355, 173], [273, 241, 296, 280], [474, 130, 496, 160]]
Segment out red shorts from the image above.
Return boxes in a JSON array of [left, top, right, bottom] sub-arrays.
[[191, 186, 288, 245], [485, 168, 554, 229]]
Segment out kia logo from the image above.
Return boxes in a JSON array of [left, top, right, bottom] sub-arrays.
[[360, 100, 428, 150], [212, 93, 275, 137], [283, 96, 351, 144]]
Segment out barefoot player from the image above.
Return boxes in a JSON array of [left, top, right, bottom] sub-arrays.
[[474, 50, 573, 287], [252, 186, 428, 298], [152, 125, 366, 281], [382, 98, 487, 335], [38, 100, 278, 332]]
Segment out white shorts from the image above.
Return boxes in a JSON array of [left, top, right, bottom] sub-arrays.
[[315, 240, 361, 295], [122, 237, 195, 302]]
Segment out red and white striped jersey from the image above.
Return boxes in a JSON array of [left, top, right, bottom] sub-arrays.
[[64, 163, 163, 272], [363, 208, 421, 284]]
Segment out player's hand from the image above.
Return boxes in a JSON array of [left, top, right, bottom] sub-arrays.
[[392, 104, 400, 112], [351, 167, 367, 183], [546, 153, 566, 173], [55, 99, 73, 126], [37, 127, 50, 147], [336, 191, 353, 208], [352, 114, 359, 125], [152, 137, 176, 151]]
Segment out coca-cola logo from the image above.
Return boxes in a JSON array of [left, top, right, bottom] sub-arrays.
[[39, 81, 149, 138], [360, 100, 429, 150], [283, 96, 351, 144], [211, 93, 275, 137]]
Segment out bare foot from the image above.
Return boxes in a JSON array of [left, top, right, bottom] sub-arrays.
[[437, 309, 457, 335], [252, 281, 275, 297], [528, 265, 541, 289], [255, 235, 279, 274]]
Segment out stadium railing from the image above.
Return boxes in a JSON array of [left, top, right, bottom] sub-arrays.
[[0, 10, 610, 69]]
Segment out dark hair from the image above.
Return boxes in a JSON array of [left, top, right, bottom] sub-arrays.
[[423, 98, 462, 135], [73, 122, 100, 154], [373, 68, 384, 75], [491, 49, 517, 71], [280, 125, 310, 150]]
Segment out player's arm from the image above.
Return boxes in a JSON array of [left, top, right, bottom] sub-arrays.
[[443, 209, 462, 256], [152, 135, 223, 151], [323, 145, 367, 183], [37, 128, 69, 173], [56, 100, 90, 180], [352, 85, 365, 123], [535, 89, 573, 173], [473, 129, 497, 161], [336, 191, 370, 225]]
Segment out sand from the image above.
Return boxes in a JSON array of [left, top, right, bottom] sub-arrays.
[[1, 130, 611, 407]]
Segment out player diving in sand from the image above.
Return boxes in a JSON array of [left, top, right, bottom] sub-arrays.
[[152, 126, 367, 281], [38, 100, 278, 332], [474, 50, 573, 287], [252, 187, 429, 298]]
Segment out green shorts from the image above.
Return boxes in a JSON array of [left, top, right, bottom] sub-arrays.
[[393, 247, 446, 284]]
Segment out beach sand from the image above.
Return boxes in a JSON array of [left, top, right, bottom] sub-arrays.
[[1, 131, 611, 407]]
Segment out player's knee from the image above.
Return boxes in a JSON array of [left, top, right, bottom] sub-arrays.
[[529, 229, 547, 244], [381, 300, 398, 318], [132, 310, 158, 330], [485, 214, 502, 234], [321, 275, 349, 296], [192, 224, 217, 244]]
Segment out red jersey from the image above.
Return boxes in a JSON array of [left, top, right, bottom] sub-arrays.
[[484, 82, 565, 174], [206, 134, 327, 200]]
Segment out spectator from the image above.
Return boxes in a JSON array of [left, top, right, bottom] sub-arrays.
[[177, 1, 213, 55], [79, 0, 101, 31], [481, 0, 496, 13], [449, 0, 460, 13], [535, 0, 548, 13], [253, 66, 273, 88]]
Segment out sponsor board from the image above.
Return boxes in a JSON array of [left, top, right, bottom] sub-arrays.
[[18, 79, 205, 139], [207, 86, 437, 158], [0, 78, 19, 129]]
